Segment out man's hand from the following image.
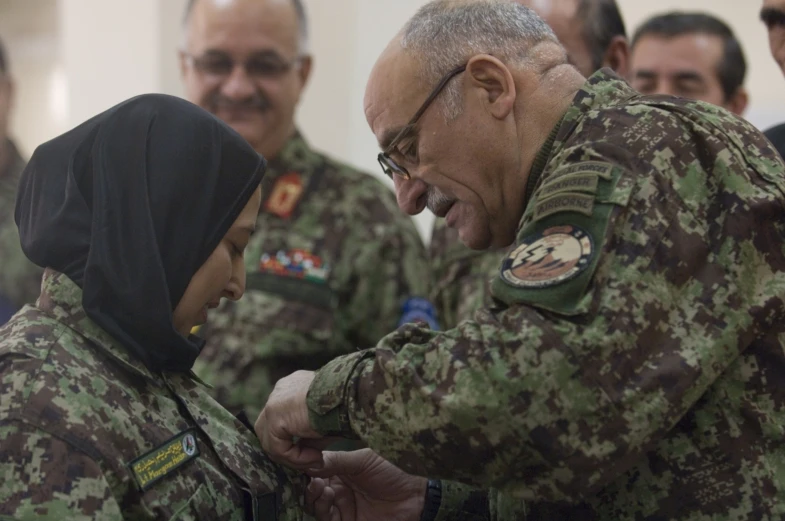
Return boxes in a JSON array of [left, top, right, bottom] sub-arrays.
[[255, 370, 325, 469], [306, 449, 426, 521]]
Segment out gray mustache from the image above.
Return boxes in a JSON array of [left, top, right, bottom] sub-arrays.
[[210, 95, 271, 112], [426, 188, 454, 215]]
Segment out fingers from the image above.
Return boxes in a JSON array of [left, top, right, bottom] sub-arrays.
[[307, 478, 333, 519], [306, 448, 376, 478]]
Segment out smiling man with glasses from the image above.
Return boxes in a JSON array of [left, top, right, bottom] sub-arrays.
[[256, 1, 785, 520], [179, 0, 430, 427]]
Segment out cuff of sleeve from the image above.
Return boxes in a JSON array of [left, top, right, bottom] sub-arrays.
[[434, 481, 491, 521], [306, 350, 374, 438]]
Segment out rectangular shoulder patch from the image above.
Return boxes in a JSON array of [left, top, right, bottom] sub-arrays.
[[549, 161, 614, 182], [128, 429, 200, 491], [537, 172, 599, 198], [533, 192, 594, 222]]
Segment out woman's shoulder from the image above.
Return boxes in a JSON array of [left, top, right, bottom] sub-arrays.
[[0, 308, 145, 449]]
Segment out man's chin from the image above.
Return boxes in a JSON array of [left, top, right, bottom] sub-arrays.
[[456, 226, 493, 251]]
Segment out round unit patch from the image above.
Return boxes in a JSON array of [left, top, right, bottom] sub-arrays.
[[182, 433, 197, 457], [501, 225, 594, 288]]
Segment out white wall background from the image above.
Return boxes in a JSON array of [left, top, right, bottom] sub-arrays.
[[2, 0, 783, 241]]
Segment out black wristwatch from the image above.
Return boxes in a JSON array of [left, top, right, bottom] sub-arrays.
[[419, 479, 443, 521]]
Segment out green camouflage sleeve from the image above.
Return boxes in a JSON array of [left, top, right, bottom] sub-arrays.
[[307, 149, 785, 504], [341, 221, 432, 347], [0, 422, 124, 520]]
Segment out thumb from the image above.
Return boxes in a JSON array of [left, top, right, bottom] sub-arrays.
[[306, 448, 377, 478]]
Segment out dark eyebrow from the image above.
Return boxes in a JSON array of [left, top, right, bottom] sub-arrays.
[[672, 71, 704, 84], [633, 70, 657, 80], [761, 7, 785, 27]]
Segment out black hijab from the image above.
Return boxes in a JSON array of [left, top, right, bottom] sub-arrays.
[[15, 94, 266, 373]]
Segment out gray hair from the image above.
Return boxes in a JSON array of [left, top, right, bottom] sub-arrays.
[[401, 0, 559, 119], [183, 0, 310, 53]]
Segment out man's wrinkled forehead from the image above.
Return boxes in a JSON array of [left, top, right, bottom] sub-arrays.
[[364, 43, 429, 149]]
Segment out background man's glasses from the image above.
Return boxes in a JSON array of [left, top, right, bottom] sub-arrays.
[[183, 51, 303, 79]]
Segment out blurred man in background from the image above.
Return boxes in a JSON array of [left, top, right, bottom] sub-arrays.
[[429, 0, 629, 331], [629, 12, 748, 115], [761, 0, 785, 158], [180, 0, 431, 423], [0, 35, 42, 325]]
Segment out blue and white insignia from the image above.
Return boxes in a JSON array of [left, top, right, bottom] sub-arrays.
[[398, 297, 440, 330]]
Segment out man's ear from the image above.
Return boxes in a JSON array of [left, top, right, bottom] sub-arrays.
[[725, 87, 749, 116], [297, 55, 313, 90], [602, 36, 631, 79], [464, 54, 516, 120]]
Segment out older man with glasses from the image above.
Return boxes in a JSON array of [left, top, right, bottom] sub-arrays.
[[256, 1, 785, 520], [179, 0, 431, 427]]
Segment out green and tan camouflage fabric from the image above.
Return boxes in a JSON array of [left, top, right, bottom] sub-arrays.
[[193, 132, 431, 422], [0, 270, 304, 520], [429, 223, 503, 330], [305, 70, 785, 520], [0, 139, 43, 322]]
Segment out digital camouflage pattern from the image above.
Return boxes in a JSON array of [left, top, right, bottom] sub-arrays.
[[306, 70, 785, 520], [0, 139, 43, 323], [0, 270, 305, 520], [194, 132, 430, 421], [428, 224, 503, 330]]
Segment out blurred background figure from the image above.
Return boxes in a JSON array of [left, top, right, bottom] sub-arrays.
[[0, 34, 42, 325], [761, 0, 785, 157], [179, 0, 430, 423], [630, 12, 748, 115], [429, 0, 630, 331]]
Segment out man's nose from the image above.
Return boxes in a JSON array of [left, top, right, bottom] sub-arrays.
[[220, 65, 256, 100], [394, 176, 429, 215]]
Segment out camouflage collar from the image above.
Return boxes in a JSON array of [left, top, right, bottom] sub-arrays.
[[555, 68, 638, 144], [264, 130, 318, 181], [37, 269, 159, 383]]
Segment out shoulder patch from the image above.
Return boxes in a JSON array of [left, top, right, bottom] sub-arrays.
[[128, 429, 200, 491], [398, 297, 440, 330], [265, 172, 304, 219], [533, 192, 594, 222], [500, 225, 594, 288], [548, 161, 614, 181]]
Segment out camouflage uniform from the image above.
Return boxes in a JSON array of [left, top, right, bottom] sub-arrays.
[[0, 139, 43, 323], [305, 70, 785, 520], [0, 270, 304, 520], [429, 224, 503, 330], [194, 132, 431, 421]]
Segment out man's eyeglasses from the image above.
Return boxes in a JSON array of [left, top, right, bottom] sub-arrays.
[[182, 51, 303, 79], [377, 64, 467, 180]]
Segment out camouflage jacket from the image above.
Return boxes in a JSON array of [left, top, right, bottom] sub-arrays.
[[0, 270, 304, 521], [305, 70, 785, 520], [429, 221, 504, 330], [0, 139, 43, 324], [194, 132, 431, 421]]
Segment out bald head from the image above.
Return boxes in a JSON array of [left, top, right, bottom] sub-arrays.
[[184, 0, 308, 52], [365, 0, 585, 250]]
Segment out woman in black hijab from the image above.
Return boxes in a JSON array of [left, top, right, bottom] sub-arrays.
[[0, 94, 303, 520]]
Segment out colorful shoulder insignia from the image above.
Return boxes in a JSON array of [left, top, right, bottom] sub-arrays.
[[258, 249, 330, 284], [501, 225, 594, 289], [265, 172, 304, 219]]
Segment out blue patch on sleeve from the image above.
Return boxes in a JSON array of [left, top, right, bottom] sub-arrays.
[[398, 297, 440, 331]]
